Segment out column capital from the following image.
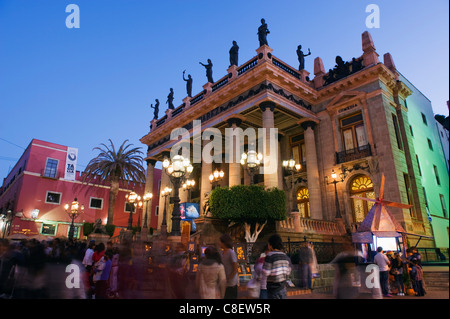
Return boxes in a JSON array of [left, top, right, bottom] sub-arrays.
[[145, 158, 157, 166], [160, 150, 171, 159], [259, 101, 276, 112], [300, 120, 317, 131], [226, 115, 246, 127]]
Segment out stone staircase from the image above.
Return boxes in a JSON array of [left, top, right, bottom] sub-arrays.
[[423, 268, 449, 291]]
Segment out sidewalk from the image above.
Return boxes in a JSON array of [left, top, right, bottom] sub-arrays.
[[288, 290, 449, 299]]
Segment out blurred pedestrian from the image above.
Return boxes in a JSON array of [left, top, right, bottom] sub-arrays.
[[390, 252, 405, 296], [195, 246, 226, 299], [109, 247, 120, 298], [253, 244, 269, 299], [374, 247, 391, 297], [219, 234, 239, 299], [263, 234, 292, 299], [168, 243, 189, 299], [82, 241, 95, 272], [93, 252, 112, 299], [410, 259, 425, 296], [92, 242, 105, 264], [298, 242, 314, 290]]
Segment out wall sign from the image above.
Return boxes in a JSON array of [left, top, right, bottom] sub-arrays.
[[64, 147, 78, 180]]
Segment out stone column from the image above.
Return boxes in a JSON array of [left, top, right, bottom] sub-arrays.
[[301, 121, 323, 220], [200, 140, 213, 216], [260, 101, 280, 189], [143, 159, 156, 238], [227, 117, 242, 187], [158, 152, 171, 231]]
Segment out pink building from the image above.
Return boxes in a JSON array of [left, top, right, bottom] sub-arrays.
[[0, 139, 161, 239]]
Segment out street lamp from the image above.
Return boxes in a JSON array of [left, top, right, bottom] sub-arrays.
[[325, 169, 345, 219], [142, 192, 153, 229], [125, 191, 142, 231], [162, 155, 193, 236], [160, 186, 172, 237], [182, 179, 196, 202], [64, 198, 84, 240], [209, 169, 224, 189], [240, 149, 263, 185], [282, 159, 302, 212]]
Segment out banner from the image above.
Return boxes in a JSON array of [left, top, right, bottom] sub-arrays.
[[64, 147, 78, 180]]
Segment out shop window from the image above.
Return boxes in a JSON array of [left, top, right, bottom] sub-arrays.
[[41, 223, 57, 236]]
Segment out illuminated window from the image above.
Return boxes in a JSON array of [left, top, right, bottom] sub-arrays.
[[296, 187, 310, 218], [290, 134, 306, 166], [340, 112, 367, 152], [350, 175, 375, 223], [41, 223, 57, 236]]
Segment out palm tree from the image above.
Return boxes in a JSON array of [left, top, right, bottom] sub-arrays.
[[82, 139, 146, 225]]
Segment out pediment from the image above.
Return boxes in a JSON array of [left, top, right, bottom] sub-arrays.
[[326, 90, 367, 111]]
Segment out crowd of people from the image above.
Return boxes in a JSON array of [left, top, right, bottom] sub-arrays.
[[374, 246, 426, 297], [0, 237, 147, 299], [0, 233, 431, 300]]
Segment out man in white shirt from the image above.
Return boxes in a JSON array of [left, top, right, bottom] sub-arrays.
[[374, 246, 391, 297], [82, 241, 95, 271]]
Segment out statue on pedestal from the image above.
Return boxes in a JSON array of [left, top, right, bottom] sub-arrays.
[[199, 59, 214, 83], [182, 70, 193, 97], [258, 18, 270, 47], [296, 45, 311, 71], [93, 218, 107, 234], [229, 41, 239, 67], [167, 88, 175, 110], [202, 192, 211, 217], [150, 98, 159, 120]]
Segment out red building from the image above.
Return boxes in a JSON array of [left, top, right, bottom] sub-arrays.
[[0, 139, 161, 239]]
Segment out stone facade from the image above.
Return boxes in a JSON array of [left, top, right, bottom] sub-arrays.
[[140, 31, 436, 248]]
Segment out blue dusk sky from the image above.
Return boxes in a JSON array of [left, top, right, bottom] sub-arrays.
[[0, 0, 449, 180]]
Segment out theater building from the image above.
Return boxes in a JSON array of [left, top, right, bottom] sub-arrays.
[[141, 30, 446, 249], [0, 139, 160, 239]]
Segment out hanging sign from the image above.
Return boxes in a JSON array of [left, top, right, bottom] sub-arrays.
[[64, 147, 78, 180]]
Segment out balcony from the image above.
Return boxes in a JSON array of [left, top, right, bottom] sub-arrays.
[[277, 217, 346, 236], [336, 144, 372, 164]]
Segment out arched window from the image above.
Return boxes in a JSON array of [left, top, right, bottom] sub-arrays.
[[296, 187, 310, 218], [350, 175, 375, 223]]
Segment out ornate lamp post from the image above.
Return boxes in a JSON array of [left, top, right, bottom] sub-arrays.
[[209, 169, 224, 189], [240, 150, 263, 185], [282, 159, 302, 212], [125, 191, 142, 231], [182, 179, 195, 202], [325, 169, 345, 219], [64, 198, 84, 240], [160, 186, 172, 237], [162, 155, 193, 236], [142, 192, 153, 229]]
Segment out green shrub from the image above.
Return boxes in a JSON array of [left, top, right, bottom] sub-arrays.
[[105, 224, 116, 237], [83, 222, 94, 237], [209, 185, 286, 224]]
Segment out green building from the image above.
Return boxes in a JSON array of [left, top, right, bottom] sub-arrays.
[[401, 74, 449, 249]]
